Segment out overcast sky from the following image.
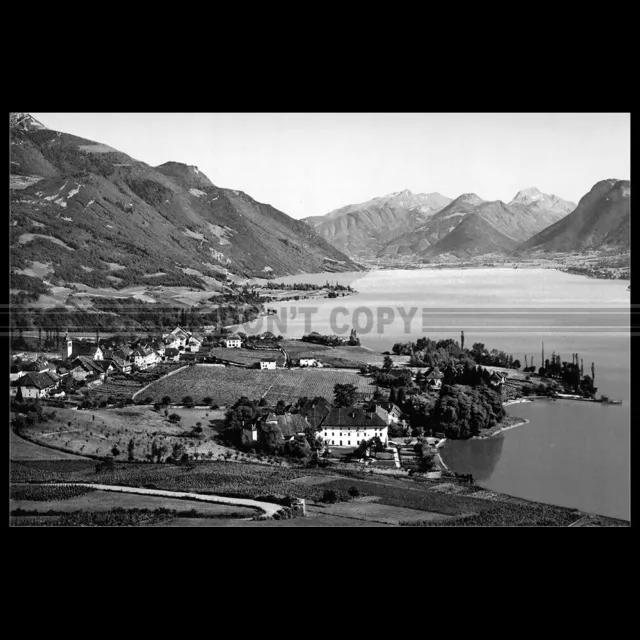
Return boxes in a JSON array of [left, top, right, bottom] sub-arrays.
[[31, 112, 630, 219]]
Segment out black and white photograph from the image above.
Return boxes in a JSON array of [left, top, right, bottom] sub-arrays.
[[9, 112, 630, 527]]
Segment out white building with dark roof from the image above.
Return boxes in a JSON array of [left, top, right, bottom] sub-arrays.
[[225, 334, 242, 349], [319, 406, 389, 447]]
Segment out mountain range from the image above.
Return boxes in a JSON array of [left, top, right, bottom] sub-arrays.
[[10, 113, 360, 297], [307, 187, 579, 260], [303, 190, 453, 259]]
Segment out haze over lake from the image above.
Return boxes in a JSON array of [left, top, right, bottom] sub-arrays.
[[247, 268, 630, 521]]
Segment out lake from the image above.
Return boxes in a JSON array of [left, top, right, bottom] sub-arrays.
[[246, 267, 630, 521]]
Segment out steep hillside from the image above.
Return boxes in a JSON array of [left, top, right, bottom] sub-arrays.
[[303, 189, 452, 258], [517, 179, 630, 253], [9, 113, 360, 295], [416, 212, 520, 259], [380, 189, 572, 260]]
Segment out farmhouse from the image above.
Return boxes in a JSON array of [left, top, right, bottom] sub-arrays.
[[380, 402, 402, 424], [489, 371, 507, 387], [69, 356, 105, 381], [21, 357, 52, 373], [425, 369, 444, 390], [225, 334, 242, 349], [298, 353, 318, 367], [164, 347, 181, 362], [12, 371, 60, 399], [149, 340, 165, 356], [260, 358, 277, 370], [319, 406, 389, 447], [96, 360, 115, 376], [186, 335, 204, 352], [242, 412, 310, 446], [115, 345, 134, 360], [105, 354, 131, 374], [164, 326, 191, 348]]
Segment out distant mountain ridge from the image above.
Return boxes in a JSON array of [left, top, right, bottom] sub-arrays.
[[303, 189, 453, 259], [518, 179, 630, 253], [378, 188, 576, 260], [10, 113, 361, 296]]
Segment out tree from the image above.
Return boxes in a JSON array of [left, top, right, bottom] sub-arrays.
[[333, 383, 357, 408], [168, 413, 181, 423], [182, 395, 194, 408], [127, 438, 135, 462], [202, 396, 213, 405], [171, 442, 186, 464], [382, 355, 394, 372], [275, 400, 287, 415], [151, 440, 168, 463], [162, 396, 171, 405], [284, 435, 312, 459], [111, 445, 121, 457]]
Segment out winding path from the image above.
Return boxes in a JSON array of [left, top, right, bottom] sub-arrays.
[[47, 483, 281, 518]]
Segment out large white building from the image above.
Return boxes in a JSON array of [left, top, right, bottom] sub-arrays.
[[318, 406, 389, 447], [225, 334, 242, 348]]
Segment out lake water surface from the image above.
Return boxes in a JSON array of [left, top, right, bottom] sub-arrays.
[[246, 268, 630, 520]]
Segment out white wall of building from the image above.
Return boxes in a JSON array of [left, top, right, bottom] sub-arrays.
[[320, 426, 388, 447]]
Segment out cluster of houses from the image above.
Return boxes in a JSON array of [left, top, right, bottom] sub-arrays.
[[10, 326, 207, 400], [242, 399, 405, 450]]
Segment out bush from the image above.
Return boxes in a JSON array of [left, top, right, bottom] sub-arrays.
[[347, 486, 360, 498], [202, 396, 213, 405], [321, 489, 351, 504], [168, 413, 181, 423]]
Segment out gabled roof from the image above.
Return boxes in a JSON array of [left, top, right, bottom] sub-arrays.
[[388, 368, 411, 378], [188, 334, 204, 343], [18, 371, 57, 390], [71, 356, 104, 374], [321, 407, 388, 429], [116, 345, 133, 357], [73, 342, 101, 356], [226, 334, 242, 341], [22, 361, 49, 372], [298, 353, 317, 359], [262, 413, 309, 437], [425, 369, 444, 380], [261, 358, 277, 363]]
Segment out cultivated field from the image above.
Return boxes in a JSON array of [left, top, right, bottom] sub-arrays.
[[140, 365, 377, 406], [19, 406, 244, 462], [9, 460, 591, 526], [10, 489, 256, 518], [207, 347, 285, 367]]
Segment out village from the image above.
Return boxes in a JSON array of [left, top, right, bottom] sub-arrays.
[[9, 322, 519, 477]]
